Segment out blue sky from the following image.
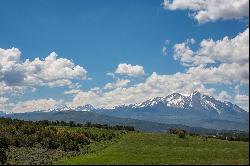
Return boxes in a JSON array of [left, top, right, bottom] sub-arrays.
[[0, 0, 249, 112]]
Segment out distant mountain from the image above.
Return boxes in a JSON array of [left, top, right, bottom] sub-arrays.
[[0, 111, 5, 117], [105, 91, 246, 115], [4, 111, 226, 134], [93, 91, 249, 131], [75, 104, 95, 111], [44, 104, 95, 112]]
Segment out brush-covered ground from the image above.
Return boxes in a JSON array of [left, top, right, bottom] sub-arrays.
[[0, 118, 133, 165], [57, 132, 249, 165]]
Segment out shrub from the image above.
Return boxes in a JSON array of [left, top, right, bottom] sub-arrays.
[[178, 131, 186, 139], [169, 128, 187, 139], [0, 148, 7, 165]]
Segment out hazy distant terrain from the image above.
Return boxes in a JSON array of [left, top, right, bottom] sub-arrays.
[[4, 111, 225, 134]]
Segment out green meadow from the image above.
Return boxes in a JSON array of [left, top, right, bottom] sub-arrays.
[[57, 132, 249, 165]]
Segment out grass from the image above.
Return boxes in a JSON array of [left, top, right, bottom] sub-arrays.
[[56, 132, 249, 165]]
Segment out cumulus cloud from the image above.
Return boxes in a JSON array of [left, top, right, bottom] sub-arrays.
[[47, 79, 72, 88], [174, 28, 249, 67], [186, 63, 249, 85], [0, 48, 88, 95], [64, 89, 83, 95], [115, 63, 145, 77], [0, 97, 9, 111], [0, 47, 21, 72], [22, 52, 87, 85], [173, 38, 215, 67], [235, 94, 249, 111], [235, 94, 249, 104], [163, 0, 249, 23], [0, 97, 8, 103], [0, 81, 28, 95], [12, 98, 63, 113], [217, 91, 232, 101], [104, 79, 130, 90], [174, 28, 249, 85]]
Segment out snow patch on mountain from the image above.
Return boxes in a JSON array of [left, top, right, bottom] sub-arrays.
[[45, 104, 95, 112]]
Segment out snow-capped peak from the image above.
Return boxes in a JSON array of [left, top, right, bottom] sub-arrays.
[[164, 93, 190, 109], [75, 104, 95, 111], [44, 104, 95, 112], [120, 91, 246, 115], [46, 105, 74, 112], [138, 97, 164, 107], [191, 91, 201, 96]]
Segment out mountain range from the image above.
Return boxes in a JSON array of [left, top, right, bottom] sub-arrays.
[[1, 91, 249, 131], [93, 91, 249, 131]]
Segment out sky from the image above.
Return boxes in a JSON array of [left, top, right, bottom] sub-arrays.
[[0, 0, 249, 113]]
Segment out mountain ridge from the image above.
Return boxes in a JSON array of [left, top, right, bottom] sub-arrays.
[[91, 91, 247, 115], [39, 91, 247, 114]]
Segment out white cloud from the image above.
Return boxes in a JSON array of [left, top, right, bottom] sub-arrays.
[[0, 81, 27, 95], [12, 98, 63, 113], [47, 79, 72, 88], [161, 39, 170, 56], [235, 94, 249, 111], [106, 72, 116, 78], [0, 97, 8, 103], [187, 62, 249, 85], [115, 63, 145, 77], [162, 46, 167, 56], [0, 48, 88, 95], [173, 39, 214, 67], [104, 79, 130, 90], [197, 28, 249, 64], [235, 94, 249, 104], [174, 28, 249, 67], [163, 0, 249, 23], [0, 47, 21, 72], [174, 28, 249, 85], [217, 91, 231, 101], [64, 89, 83, 95], [0, 97, 9, 111], [22, 52, 87, 85]]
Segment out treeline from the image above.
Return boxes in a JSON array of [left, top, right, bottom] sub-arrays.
[[82, 122, 135, 131], [0, 118, 134, 164], [205, 132, 249, 142], [3, 119, 135, 131], [168, 128, 249, 142]]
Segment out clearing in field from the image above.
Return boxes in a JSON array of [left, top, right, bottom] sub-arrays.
[[57, 132, 249, 165]]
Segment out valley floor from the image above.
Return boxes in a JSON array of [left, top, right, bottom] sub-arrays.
[[56, 132, 249, 165]]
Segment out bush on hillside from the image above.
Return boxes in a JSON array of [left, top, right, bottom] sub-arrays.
[[169, 128, 186, 139], [178, 131, 186, 138]]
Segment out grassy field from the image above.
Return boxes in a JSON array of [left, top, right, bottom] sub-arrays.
[[56, 132, 249, 165]]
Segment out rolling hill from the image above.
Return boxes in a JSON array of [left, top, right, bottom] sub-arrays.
[[56, 132, 249, 165]]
